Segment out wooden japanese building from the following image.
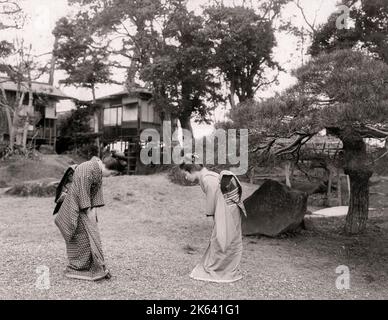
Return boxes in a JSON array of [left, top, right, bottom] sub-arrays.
[[90, 87, 177, 173], [0, 78, 68, 148]]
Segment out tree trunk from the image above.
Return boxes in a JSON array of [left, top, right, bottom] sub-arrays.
[[180, 79, 193, 135], [339, 127, 373, 235], [345, 169, 371, 234], [13, 109, 23, 146], [22, 87, 34, 153], [228, 81, 236, 109], [13, 91, 26, 148], [22, 120, 29, 152], [22, 78, 33, 153], [92, 85, 101, 158], [0, 87, 13, 148], [179, 114, 194, 154], [179, 115, 193, 135], [5, 108, 13, 149], [48, 37, 58, 86]]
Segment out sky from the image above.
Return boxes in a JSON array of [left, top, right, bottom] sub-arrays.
[[1, 0, 340, 137]]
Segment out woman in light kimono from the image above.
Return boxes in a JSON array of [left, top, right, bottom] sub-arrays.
[[180, 160, 247, 283], [55, 156, 117, 281]]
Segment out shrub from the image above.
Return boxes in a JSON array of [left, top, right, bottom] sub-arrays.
[[0, 180, 9, 188], [5, 181, 57, 197]]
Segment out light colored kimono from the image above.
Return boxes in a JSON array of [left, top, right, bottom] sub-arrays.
[[190, 169, 247, 283]]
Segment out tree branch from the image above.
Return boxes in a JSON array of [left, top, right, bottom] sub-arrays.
[[293, 0, 317, 35], [253, 70, 279, 94], [357, 125, 388, 139], [275, 132, 317, 156], [250, 138, 276, 153]]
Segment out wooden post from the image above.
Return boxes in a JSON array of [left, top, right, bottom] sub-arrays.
[[53, 120, 57, 152], [346, 175, 351, 204], [127, 140, 130, 175], [327, 168, 333, 204], [49, 119, 52, 146], [337, 169, 342, 206], [285, 161, 292, 188], [43, 118, 46, 144]]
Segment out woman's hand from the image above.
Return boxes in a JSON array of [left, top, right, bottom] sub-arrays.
[[57, 191, 67, 203], [87, 208, 98, 223]]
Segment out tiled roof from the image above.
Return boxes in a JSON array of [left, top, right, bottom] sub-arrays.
[[94, 88, 152, 102], [0, 78, 68, 99]]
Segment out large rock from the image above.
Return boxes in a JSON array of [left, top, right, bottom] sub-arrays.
[[242, 179, 308, 237]]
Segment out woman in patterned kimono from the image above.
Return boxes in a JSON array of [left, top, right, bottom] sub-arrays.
[[180, 159, 247, 283], [55, 156, 117, 281]]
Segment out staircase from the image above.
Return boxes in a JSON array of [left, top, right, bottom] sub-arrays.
[[125, 140, 138, 175]]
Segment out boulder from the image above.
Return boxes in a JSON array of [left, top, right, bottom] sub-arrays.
[[292, 181, 327, 195], [242, 179, 308, 237]]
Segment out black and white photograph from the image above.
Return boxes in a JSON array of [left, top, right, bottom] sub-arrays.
[[0, 0, 388, 304]]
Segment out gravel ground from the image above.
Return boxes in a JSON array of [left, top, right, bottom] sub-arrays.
[[0, 174, 387, 300]]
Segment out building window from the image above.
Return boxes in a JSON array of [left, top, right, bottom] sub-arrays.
[[103, 106, 122, 126], [154, 108, 161, 124], [123, 103, 138, 121], [142, 103, 154, 123]]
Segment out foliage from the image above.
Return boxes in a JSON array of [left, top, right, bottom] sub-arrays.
[[232, 49, 388, 234], [140, 1, 222, 131], [0, 40, 14, 58], [57, 103, 99, 158], [58, 104, 94, 138], [0, 41, 50, 152], [0, 0, 24, 58], [53, 15, 113, 97], [57, 0, 291, 130], [5, 181, 57, 197], [235, 50, 388, 134], [310, 0, 388, 63], [65, 0, 165, 87], [204, 5, 280, 103]]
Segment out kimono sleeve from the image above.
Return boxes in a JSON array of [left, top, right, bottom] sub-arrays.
[[54, 188, 80, 242], [75, 165, 93, 211], [215, 192, 228, 253], [91, 184, 105, 208], [204, 176, 219, 216]]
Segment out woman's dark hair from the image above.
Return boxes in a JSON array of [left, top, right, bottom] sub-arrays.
[[102, 155, 123, 172], [179, 162, 204, 173]]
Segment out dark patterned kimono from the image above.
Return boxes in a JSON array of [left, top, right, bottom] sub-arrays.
[[190, 170, 247, 283], [54, 157, 109, 281]]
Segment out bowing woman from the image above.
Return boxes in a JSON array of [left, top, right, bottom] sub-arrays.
[[180, 157, 247, 283], [55, 156, 117, 281]]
